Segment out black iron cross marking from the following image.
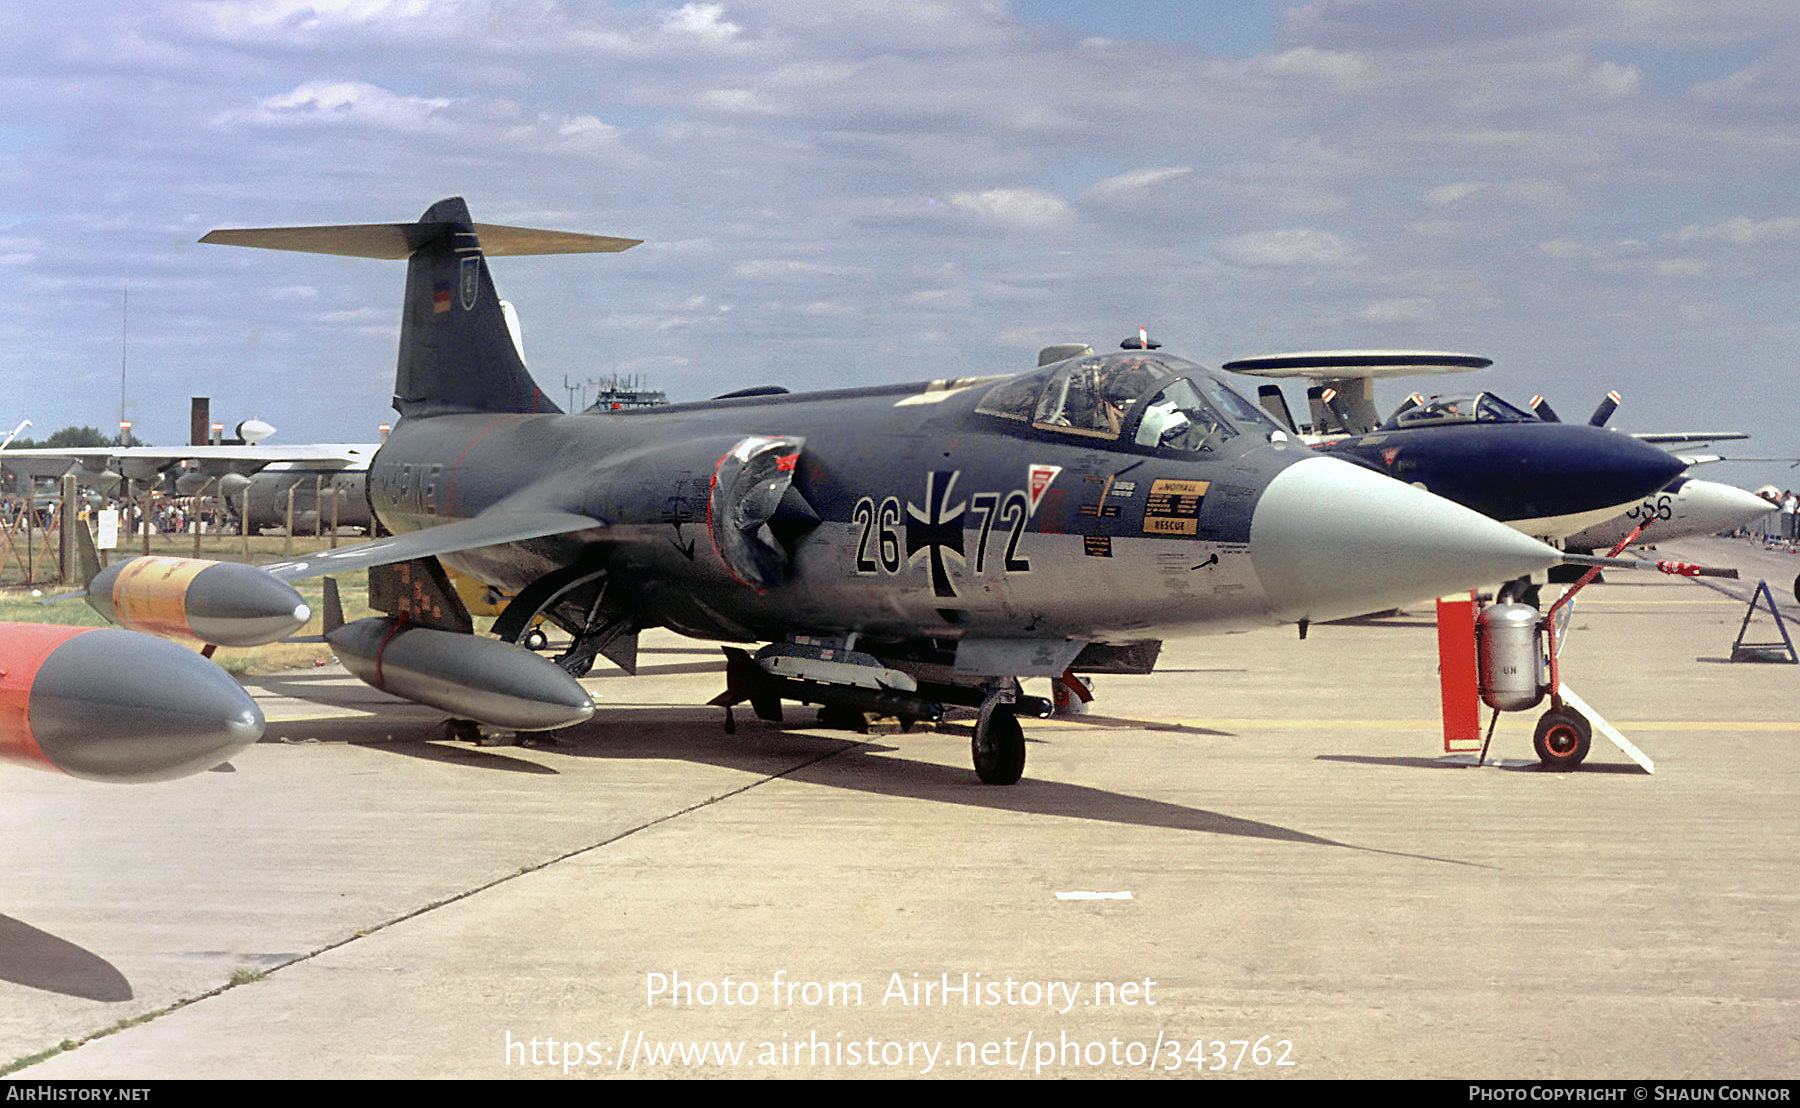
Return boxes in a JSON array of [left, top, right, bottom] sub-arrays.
[[906, 470, 965, 599]]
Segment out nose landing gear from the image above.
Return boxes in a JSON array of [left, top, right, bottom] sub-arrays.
[[972, 697, 1026, 785]]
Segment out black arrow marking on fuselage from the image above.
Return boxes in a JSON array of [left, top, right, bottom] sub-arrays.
[[670, 522, 697, 561], [1192, 553, 1219, 571]]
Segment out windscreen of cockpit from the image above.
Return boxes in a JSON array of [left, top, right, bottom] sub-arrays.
[[1474, 393, 1536, 423], [1389, 392, 1536, 429], [976, 353, 1278, 454]]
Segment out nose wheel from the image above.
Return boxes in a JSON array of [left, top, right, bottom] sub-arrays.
[[1533, 705, 1592, 770], [972, 698, 1026, 785]]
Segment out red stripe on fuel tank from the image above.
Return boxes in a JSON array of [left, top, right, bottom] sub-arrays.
[[0, 625, 91, 773]]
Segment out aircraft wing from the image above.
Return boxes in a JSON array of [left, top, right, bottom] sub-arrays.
[[1627, 433, 1753, 468], [0, 444, 375, 482], [1631, 432, 1750, 445], [0, 445, 374, 463], [257, 511, 605, 582]]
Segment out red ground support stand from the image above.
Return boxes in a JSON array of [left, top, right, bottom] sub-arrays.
[[1433, 520, 1696, 771], [1435, 593, 1482, 752]]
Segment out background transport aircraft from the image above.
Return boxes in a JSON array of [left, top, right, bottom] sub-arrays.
[[0, 438, 373, 537], [66, 197, 1566, 786], [237, 460, 375, 534]]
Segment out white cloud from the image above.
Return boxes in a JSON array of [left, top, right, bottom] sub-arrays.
[[1539, 239, 1607, 260], [731, 259, 858, 279], [1264, 47, 1379, 91], [948, 188, 1073, 227], [318, 306, 392, 325], [556, 115, 621, 142], [0, 236, 41, 266], [1424, 183, 1487, 207], [699, 88, 772, 113], [1216, 228, 1353, 267], [1669, 215, 1800, 245], [223, 81, 453, 131], [769, 62, 859, 87], [1496, 178, 1570, 209], [1084, 167, 1194, 199], [663, 3, 743, 46], [1425, 179, 1567, 211], [1689, 66, 1767, 104], [1361, 297, 1434, 323], [1589, 60, 1641, 99], [194, 0, 431, 35], [1655, 258, 1708, 277]]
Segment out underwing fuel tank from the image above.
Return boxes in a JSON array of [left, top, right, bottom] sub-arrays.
[[85, 556, 311, 647], [0, 625, 264, 782], [326, 618, 594, 731]]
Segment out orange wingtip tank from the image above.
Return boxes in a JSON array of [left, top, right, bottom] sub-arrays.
[[85, 556, 311, 647], [0, 625, 263, 782]]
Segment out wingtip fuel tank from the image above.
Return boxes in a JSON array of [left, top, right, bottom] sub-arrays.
[[85, 556, 311, 647], [0, 625, 264, 783]]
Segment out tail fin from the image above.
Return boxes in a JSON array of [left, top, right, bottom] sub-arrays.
[[201, 197, 639, 418]]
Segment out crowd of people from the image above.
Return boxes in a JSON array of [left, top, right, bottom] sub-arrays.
[[1755, 487, 1798, 545], [0, 494, 234, 536]]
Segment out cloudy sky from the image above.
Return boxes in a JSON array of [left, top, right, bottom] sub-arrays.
[[2, 1, 1796, 489]]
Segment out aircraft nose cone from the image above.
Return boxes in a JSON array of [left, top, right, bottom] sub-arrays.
[[27, 629, 265, 783], [1563, 432, 1687, 508], [1250, 455, 1559, 623], [1688, 480, 1782, 531]]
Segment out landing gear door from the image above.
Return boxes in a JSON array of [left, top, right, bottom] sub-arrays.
[[710, 435, 805, 590]]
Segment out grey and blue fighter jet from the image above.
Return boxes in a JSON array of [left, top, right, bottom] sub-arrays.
[[192, 197, 1560, 784]]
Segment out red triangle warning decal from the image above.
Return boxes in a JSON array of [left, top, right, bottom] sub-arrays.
[[1028, 465, 1061, 516]]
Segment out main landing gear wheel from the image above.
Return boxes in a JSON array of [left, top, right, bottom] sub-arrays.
[[971, 701, 1025, 786], [1533, 706, 1592, 770]]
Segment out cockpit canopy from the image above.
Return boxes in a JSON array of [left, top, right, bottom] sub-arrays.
[[1381, 392, 1538, 431], [975, 352, 1279, 454]]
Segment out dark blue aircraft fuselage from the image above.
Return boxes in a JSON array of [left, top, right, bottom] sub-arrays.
[[1315, 422, 1684, 537]]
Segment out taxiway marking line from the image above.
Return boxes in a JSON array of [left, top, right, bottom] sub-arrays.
[[1035, 717, 1800, 733], [1574, 598, 1748, 606]]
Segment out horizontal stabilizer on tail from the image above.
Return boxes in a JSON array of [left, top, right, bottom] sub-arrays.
[[205, 197, 642, 418], [201, 222, 640, 259]]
